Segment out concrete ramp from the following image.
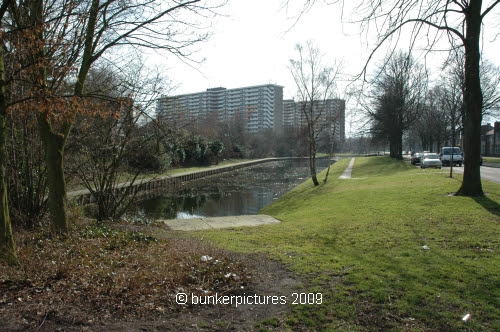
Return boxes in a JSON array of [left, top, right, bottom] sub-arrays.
[[162, 214, 281, 231]]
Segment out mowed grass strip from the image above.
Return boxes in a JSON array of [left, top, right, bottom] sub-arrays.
[[194, 156, 500, 331], [484, 157, 500, 164]]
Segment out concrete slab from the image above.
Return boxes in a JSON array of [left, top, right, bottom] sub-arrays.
[[161, 214, 281, 231]]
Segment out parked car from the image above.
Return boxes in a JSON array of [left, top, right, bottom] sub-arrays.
[[421, 153, 442, 169], [411, 152, 423, 165], [440, 147, 463, 166]]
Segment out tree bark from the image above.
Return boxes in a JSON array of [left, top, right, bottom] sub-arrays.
[[309, 132, 319, 186], [38, 114, 68, 232], [0, 111, 16, 265], [0, 0, 19, 265], [36, 0, 98, 232], [0, 44, 18, 265], [456, 0, 483, 196]]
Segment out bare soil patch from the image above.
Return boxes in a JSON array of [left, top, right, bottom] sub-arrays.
[[1, 223, 299, 331]]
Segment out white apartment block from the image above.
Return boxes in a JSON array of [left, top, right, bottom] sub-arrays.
[[157, 84, 284, 134], [283, 98, 346, 141]]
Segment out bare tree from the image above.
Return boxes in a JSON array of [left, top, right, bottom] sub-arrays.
[[438, 49, 500, 177], [294, 0, 500, 196], [289, 41, 342, 186], [481, 59, 500, 118], [367, 52, 426, 159], [7, 0, 223, 232], [67, 61, 166, 222], [413, 88, 449, 153], [445, 49, 500, 124]]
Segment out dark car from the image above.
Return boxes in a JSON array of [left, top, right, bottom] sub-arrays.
[[411, 152, 423, 165]]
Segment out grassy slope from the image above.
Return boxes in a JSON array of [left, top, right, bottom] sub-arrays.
[[194, 157, 500, 331]]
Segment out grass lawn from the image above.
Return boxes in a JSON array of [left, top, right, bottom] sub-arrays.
[[193, 156, 500, 331], [484, 157, 500, 164]]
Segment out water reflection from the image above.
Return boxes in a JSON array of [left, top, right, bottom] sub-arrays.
[[125, 159, 333, 220]]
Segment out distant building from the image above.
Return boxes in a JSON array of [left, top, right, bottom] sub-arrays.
[[481, 122, 500, 156], [156, 84, 284, 134], [282, 98, 346, 142], [283, 99, 300, 128]]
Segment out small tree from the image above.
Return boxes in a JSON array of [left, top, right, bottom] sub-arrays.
[[289, 41, 342, 185], [71, 100, 141, 222], [68, 63, 167, 221]]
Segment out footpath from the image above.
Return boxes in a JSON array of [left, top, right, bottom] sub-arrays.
[[339, 158, 355, 179]]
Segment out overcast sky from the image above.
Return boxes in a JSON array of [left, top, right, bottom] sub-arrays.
[[151, 0, 500, 133], [157, 1, 367, 98]]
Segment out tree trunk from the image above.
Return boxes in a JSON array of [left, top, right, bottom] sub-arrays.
[[32, 0, 98, 232], [397, 132, 403, 159], [323, 165, 330, 183], [449, 113, 456, 178], [0, 46, 18, 265], [389, 136, 398, 158], [456, 0, 483, 196], [38, 114, 68, 232], [309, 138, 319, 186]]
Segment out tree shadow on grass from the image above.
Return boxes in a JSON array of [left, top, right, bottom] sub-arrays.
[[473, 195, 500, 217]]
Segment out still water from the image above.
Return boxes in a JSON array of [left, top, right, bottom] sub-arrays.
[[125, 158, 333, 220]]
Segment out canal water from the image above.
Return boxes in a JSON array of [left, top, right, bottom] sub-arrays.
[[125, 158, 333, 221]]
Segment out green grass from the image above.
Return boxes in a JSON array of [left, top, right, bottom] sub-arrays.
[[483, 157, 500, 164], [193, 156, 500, 331]]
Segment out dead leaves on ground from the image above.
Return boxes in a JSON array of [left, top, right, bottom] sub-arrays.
[[0, 224, 251, 327]]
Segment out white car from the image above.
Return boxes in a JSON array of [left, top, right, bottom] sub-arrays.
[[421, 153, 442, 169]]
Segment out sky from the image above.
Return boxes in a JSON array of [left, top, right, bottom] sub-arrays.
[[151, 0, 500, 134], [157, 0, 366, 99]]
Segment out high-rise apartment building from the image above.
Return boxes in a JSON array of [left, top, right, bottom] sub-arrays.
[[282, 98, 346, 142], [156, 84, 284, 134]]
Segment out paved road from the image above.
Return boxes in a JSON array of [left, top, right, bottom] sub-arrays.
[[415, 164, 500, 184], [446, 165, 500, 184]]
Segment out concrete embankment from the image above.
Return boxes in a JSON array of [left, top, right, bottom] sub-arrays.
[[162, 214, 281, 231], [68, 157, 291, 204]]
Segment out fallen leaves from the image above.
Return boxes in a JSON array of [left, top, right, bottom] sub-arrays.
[[1, 224, 251, 328]]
